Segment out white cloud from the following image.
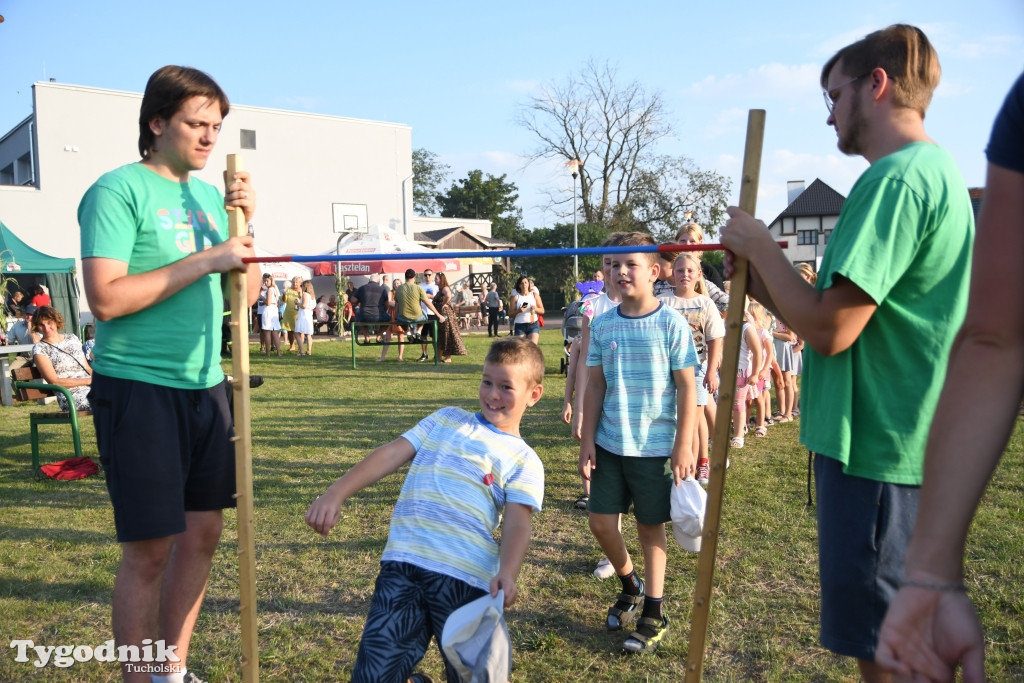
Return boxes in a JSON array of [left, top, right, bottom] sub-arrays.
[[702, 108, 748, 139], [684, 63, 821, 102]]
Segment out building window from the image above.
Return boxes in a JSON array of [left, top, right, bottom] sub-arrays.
[[798, 230, 819, 245], [824, 229, 832, 244], [240, 129, 256, 150], [0, 163, 13, 185]]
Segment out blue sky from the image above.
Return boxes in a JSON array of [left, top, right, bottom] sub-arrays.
[[2, 0, 1021, 230]]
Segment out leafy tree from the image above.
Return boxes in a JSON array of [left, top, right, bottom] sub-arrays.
[[513, 222, 609, 295], [619, 155, 733, 242], [412, 148, 450, 215], [436, 169, 526, 244], [518, 60, 669, 226]]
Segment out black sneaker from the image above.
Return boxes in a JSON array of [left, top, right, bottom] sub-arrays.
[[417, 354, 429, 362]]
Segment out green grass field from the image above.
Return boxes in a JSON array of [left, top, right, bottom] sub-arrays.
[[2, 330, 1021, 681]]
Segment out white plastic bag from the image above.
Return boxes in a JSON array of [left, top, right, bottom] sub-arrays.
[[670, 476, 707, 552], [441, 590, 512, 683]]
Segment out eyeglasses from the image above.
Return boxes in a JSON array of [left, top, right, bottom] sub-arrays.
[[823, 73, 869, 114], [424, 273, 433, 277]]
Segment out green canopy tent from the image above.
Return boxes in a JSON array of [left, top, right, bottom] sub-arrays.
[[1, 221, 81, 336]]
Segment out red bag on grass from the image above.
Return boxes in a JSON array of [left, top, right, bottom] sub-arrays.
[[39, 457, 99, 480]]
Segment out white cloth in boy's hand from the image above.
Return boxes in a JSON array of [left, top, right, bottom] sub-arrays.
[[670, 477, 707, 552]]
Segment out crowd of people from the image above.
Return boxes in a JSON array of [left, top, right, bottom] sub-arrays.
[[11, 28, 1019, 683]]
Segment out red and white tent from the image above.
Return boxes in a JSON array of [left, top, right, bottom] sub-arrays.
[[310, 225, 459, 279]]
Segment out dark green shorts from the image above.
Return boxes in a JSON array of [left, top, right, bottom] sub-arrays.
[[589, 444, 672, 524]]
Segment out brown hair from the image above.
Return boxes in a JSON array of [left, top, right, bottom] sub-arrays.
[[436, 272, 450, 290], [820, 24, 940, 117], [139, 66, 230, 160], [615, 231, 658, 265], [31, 305, 64, 333], [485, 337, 545, 387]]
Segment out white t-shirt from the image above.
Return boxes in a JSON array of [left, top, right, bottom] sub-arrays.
[[513, 291, 538, 324]]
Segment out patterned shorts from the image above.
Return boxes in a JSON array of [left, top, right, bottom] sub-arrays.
[[351, 561, 487, 683]]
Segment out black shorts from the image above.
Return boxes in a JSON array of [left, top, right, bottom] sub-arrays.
[[90, 373, 237, 543], [814, 453, 920, 660]]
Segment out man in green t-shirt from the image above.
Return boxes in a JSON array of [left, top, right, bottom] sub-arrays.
[[79, 66, 261, 683], [394, 268, 446, 361], [721, 25, 974, 681]]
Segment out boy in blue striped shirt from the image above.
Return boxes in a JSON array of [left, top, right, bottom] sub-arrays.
[[580, 232, 699, 654], [306, 338, 545, 683]]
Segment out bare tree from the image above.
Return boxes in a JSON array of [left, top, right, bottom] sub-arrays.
[[518, 60, 670, 225]]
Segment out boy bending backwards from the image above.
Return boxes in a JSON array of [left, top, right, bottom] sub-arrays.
[[306, 338, 545, 682], [580, 232, 699, 653]]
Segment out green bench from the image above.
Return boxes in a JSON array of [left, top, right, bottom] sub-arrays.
[[348, 319, 439, 369], [10, 366, 92, 474]]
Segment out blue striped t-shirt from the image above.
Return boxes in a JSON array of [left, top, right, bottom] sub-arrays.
[[586, 303, 698, 457], [382, 407, 545, 591]]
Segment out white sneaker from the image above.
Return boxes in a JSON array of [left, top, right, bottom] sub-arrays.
[[593, 557, 616, 579]]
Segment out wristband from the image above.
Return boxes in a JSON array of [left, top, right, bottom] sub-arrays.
[[900, 578, 967, 592]]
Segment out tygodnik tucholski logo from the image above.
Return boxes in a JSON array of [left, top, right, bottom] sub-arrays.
[[10, 638, 179, 671]]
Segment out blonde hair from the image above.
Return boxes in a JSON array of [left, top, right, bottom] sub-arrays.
[[675, 253, 706, 296], [747, 300, 769, 330], [675, 222, 704, 244], [796, 263, 818, 285]]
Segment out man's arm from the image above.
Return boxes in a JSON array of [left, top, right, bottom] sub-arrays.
[[721, 207, 877, 356], [305, 436, 417, 537], [419, 290, 446, 322], [85, 236, 257, 321], [876, 162, 1024, 683], [491, 502, 533, 608]]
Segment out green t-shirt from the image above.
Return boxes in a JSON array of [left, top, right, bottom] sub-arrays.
[[395, 280, 427, 320], [799, 142, 974, 485], [79, 163, 229, 389]]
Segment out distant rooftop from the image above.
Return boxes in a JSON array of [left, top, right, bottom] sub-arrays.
[[771, 179, 846, 224]]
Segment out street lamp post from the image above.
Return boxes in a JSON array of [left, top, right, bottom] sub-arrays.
[[567, 159, 581, 280]]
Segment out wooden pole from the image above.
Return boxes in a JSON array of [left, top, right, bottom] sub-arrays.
[[685, 110, 766, 682], [227, 153, 259, 683]]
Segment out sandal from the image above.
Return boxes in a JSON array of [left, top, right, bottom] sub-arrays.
[[607, 580, 644, 631], [754, 426, 767, 437], [730, 436, 744, 449], [574, 494, 589, 510], [623, 615, 669, 654]]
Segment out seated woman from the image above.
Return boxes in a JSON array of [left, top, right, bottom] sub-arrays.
[[31, 306, 92, 412]]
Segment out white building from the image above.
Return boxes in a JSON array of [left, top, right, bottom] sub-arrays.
[[0, 80, 494, 317], [766, 179, 846, 269]]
